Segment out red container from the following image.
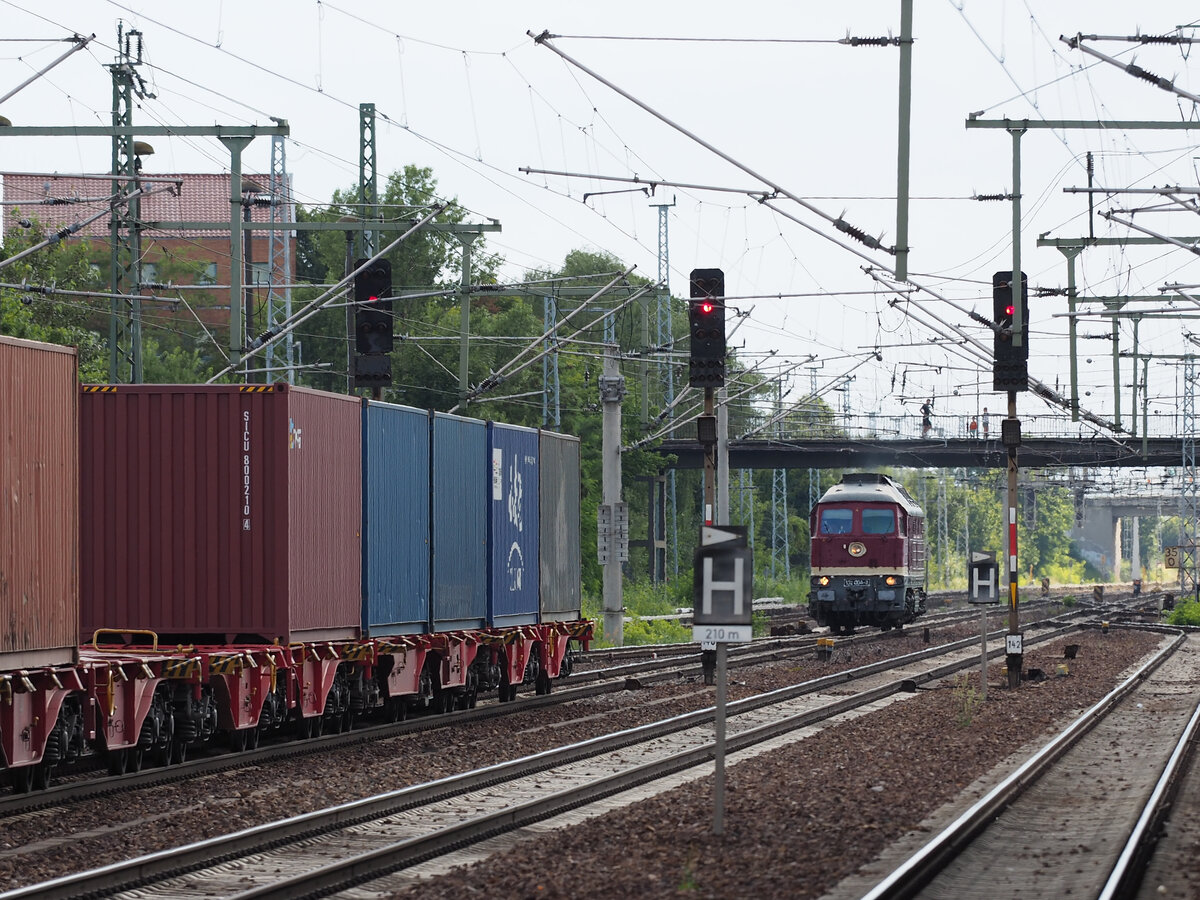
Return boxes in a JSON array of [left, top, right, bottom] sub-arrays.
[[79, 384, 361, 644], [0, 336, 79, 668]]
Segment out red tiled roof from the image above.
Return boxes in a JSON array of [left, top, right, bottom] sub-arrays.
[[2, 173, 291, 238]]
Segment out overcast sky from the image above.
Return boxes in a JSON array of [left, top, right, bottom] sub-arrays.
[[4, 1, 1200, 439]]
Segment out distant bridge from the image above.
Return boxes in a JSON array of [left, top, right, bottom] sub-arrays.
[[653, 436, 1182, 470]]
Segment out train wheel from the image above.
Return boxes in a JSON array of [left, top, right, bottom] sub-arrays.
[[8, 767, 34, 794], [107, 749, 127, 777], [506, 683, 519, 702], [32, 763, 53, 791], [385, 697, 405, 723], [170, 740, 189, 765], [230, 729, 248, 752], [535, 672, 552, 696], [126, 745, 145, 774]]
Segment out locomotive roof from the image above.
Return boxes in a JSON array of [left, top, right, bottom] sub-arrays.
[[816, 473, 923, 516]]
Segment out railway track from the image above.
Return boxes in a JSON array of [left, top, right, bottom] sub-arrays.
[[0, 597, 1082, 817], [5, 621, 1088, 899], [860, 629, 1200, 900]]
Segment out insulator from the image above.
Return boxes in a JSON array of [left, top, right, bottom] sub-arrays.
[[840, 36, 898, 47], [968, 310, 993, 326], [1125, 63, 1171, 89], [833, 218, 885, 251]]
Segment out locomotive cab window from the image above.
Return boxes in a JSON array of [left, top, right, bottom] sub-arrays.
[[861, 508, 895, 535], [820, 508, 853, 534]]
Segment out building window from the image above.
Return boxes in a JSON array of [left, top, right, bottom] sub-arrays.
[[198, 262, 218, 285], [250, 262, 270, 286], [140, 262, 158, 285]]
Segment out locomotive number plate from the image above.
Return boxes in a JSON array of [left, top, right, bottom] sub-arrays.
[[844, 578, 869, 588]]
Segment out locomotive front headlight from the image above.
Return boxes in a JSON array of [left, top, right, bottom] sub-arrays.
[[848, 542, 866, 558], [818, 576, 831, 587], [885, 575, 898, 586]]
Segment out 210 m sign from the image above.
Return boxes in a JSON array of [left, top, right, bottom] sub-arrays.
[[693, 624, 753, 644]]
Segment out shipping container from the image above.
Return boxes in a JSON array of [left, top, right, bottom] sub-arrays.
[[430, 412, 487, 631], [538, 430, 582, 622], [362, 401, 431, 635], [486, 422, 540, 627], [79, 384, 361, 644], [0, 336, 79, 667]]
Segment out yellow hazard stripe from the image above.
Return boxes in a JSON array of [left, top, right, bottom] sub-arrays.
[[82, 385, 118, 393], [209, 654, 247, 675], [239, 385, 276, 393], [162, 658, 201, 678]]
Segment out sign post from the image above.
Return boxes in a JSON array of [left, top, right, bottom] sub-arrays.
[[969, 551, 999, 701], [693, 525, 753, 836]]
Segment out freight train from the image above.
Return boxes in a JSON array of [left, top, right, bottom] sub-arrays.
[[807, 473, 928, 634], [0, 334, 591, 793]]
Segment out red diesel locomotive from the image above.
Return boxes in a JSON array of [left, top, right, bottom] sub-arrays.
[[808, 473, 928, 634]]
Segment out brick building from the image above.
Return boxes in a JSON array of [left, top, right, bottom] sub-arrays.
[[2, 172, 294, 336]]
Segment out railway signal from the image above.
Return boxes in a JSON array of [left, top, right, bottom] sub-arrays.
[[688, 268, 726, 388], [354, 257, 393, 389], [992, 270, 1029, 392]]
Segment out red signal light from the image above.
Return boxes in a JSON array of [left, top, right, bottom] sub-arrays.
[[1005, 304, 1014, 317], [701, 301, 714, 314]]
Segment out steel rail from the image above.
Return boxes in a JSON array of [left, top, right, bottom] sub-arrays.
[[0, 593, 1112, 818], [0, 596, 1087, 819], [225, 624, 1083, 900], [859, 630, 1188, 900], [6, 623, 1081, 900], [1099, 666, 1200, 899]]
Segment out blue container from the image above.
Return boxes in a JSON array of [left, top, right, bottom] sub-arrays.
[[486, 423, 540, 627], [362, 401, 431, 635], [431, 412, 488, 630]]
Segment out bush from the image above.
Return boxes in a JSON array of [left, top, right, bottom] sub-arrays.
[[753, 574, 809, 606], [583, 581, 693, 648], [1040, 560, 1089, 585], [621, 616, 692, 646], [1167, 598, 1200, 627]]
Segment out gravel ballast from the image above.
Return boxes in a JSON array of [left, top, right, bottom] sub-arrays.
[[382, 629, 1168, 899], [0, 627, 1169, 896]]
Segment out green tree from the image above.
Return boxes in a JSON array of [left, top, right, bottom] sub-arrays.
[[292, 165, 512, 405], [0, 221, 107, 380]]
